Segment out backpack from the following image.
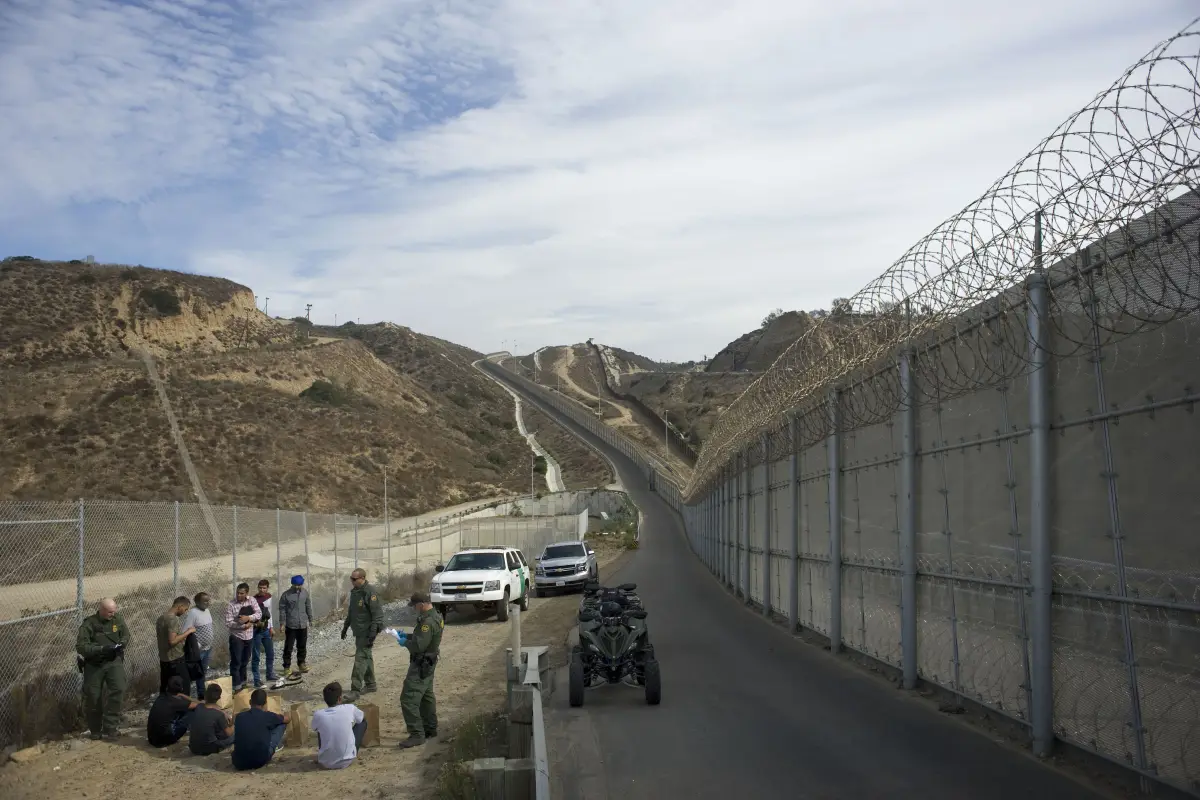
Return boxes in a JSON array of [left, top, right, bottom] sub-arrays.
[[184, 631, 203, 678], [253, 596, 271, 630]]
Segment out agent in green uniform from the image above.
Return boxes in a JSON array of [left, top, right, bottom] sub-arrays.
[[76, 597, 131, 740], [340, 568, 382, 699], [398, 591, 444, 749]]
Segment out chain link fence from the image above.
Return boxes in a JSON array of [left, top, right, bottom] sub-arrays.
[[0, 488, 627, 748]]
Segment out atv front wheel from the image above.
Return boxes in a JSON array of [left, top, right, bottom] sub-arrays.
[[568, 653, 586, 707], [644, 659, 661, 705]]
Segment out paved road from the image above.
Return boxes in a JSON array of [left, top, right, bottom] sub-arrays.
[[515, 384, 1108, 800]]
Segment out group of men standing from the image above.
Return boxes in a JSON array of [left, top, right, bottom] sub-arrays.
[[75, 567, 444, 751]]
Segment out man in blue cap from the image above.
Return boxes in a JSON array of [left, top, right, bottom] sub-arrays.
[[276, 574, 313, 686]]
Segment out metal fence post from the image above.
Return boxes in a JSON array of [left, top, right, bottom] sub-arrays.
[[900, 351, 918, 689], [741, 449, 751, 603], [725, 467, 732, 589], [354, 515, 359, 570], [762, 432, 772, 618], [76, 499, 85, 628], [302, 511, 310, 586], [789, 415, 799, 632], [1027, 260, 1054, 758], [275, 509, 282, 606], [172, 501, 180, 599], [828, 389, 843, 653], [232, 505, 239, 597], [334, 519, 340, 611]]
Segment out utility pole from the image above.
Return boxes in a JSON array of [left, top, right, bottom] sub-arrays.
[[531, 455, 535, 498], [265, 297, 269, 316], [305, 304, 312, 321], [665, 411, 669, 451]]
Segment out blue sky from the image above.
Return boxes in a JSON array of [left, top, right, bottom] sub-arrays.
[[1, 1, 1196, 361]]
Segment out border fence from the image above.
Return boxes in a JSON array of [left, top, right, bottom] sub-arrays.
[[0, 488, 628, 748], [491, 20, 1200, 796]]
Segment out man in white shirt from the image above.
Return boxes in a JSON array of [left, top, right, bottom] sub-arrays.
[[311, 681, 368, 770]]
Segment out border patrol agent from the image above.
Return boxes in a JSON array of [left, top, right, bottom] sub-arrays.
[[398, 591, 443, 748], [76, 597, 130, 740], [341, 568, 382, 699]]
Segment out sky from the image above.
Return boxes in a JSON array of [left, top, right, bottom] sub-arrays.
[[1, 1, 1196, 362]]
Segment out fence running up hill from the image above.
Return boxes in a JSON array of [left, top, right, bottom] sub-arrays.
[[491, 20, 1200, 797], [0, 489, 629, 749]]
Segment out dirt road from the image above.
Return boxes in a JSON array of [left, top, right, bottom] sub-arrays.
[[0, 545, 628, 800]]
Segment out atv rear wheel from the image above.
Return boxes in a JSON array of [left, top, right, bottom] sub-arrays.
[[496, 589, 510, 622], [644, 659, 661, 705], [568, 653, 586, 707]]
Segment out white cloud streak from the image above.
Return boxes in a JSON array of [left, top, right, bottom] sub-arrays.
[[0, 0, 1196, 359]]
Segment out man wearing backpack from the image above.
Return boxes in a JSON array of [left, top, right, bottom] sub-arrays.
[[250, 579, 278, 688]]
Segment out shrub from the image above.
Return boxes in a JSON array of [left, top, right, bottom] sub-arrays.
[[138, 286, 182, 316], [486, 451, 507, 467], [299, 379, 354, 407]]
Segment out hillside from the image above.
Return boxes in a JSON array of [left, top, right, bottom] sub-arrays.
[[0, 257, 289, 366], [0, 259, 545, 515], [705, 310, 814, 372]]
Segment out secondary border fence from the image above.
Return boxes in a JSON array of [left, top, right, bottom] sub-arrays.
[[0, 488, 627, 748], [490, 20, 1200, 797]]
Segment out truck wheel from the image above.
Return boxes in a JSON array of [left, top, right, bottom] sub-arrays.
[[569, 653, 586, 707], [497, 589, 510, 622], [518, 587, 529, 611], [644, 659, 661, 705], [437, 604, 449, 618]]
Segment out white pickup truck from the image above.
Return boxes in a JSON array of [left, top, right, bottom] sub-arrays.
[[431, 546, 532, 621]]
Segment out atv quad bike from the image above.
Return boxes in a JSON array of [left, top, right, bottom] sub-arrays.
[[569, 588, 660, 707], [580, 581, 642, 613]]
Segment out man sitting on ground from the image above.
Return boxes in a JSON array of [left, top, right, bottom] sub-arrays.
[[310, 681, 367, 770], [146, 675, 198, 747], [231, 688, 290, 770], [188, 683, 234, 755]]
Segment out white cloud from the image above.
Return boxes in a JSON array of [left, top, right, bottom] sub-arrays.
[[0, 0, 1196, 360]]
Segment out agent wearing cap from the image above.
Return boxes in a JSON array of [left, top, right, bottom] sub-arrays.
[[277, 574, 314, 685], [397, 591, 444, 749]]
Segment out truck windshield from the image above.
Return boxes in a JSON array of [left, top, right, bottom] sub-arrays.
[[543, 544, 586, 559], [444, 552, 506, 571]]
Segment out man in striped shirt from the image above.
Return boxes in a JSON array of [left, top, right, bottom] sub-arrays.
[[182, 592, 216, 699], [225, 583, 261, 692]]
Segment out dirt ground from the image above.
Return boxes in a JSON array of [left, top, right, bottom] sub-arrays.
[[0, 544, 631, 800]]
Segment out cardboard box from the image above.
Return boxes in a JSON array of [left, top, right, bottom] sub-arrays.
[[285, 702, 310, 748], [357, 702, 381, 747]]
